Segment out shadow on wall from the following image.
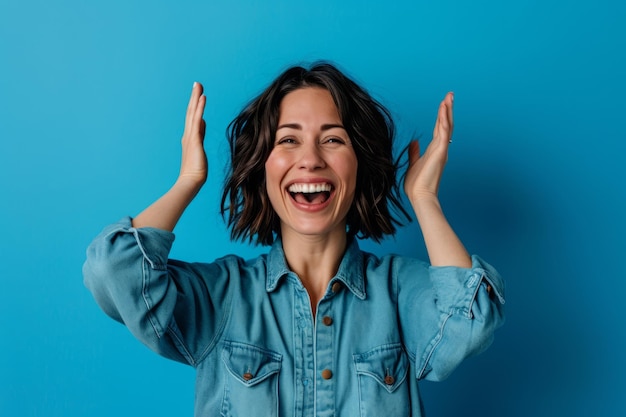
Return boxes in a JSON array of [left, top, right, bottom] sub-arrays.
[[411, 138, 598, 417]]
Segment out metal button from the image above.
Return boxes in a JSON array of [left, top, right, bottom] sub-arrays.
[[322, 316, 333, 326], [321, 369, 333, 380], [331, 282, 342, 293], [243, 372, 253, 381], [384, 375, 395, 385]]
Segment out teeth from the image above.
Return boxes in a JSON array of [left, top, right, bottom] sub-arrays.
[[288, 183, 332, 193]]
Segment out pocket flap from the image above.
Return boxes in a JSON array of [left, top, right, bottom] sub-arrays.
[[353, 343, 409, 393], [222, 341, 282, 387]]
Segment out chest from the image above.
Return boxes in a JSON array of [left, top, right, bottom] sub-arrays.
[[212, 279, 413, 417]]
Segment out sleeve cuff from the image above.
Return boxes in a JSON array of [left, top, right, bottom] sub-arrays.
[[103, 216, 176, 269], [429, 255, 505, 318]]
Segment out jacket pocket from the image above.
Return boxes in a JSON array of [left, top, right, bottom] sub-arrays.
[[353, 343, 410, 417], [221, 341, 282, 417]]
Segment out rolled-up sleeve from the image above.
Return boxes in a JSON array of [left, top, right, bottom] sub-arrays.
[[398, 255, 505, 381], [83, 217, 230, 366]]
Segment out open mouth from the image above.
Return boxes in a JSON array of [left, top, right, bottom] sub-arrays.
[[288, 183, 333, 205]]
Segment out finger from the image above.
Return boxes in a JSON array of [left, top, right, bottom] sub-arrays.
[[433, 100, 448, 142], [193, 94, 207, 141], [447, 92, 454, 132], [445, 92, 454, 143], [185, 82, 203, 134], [434, 96, 452, 145]]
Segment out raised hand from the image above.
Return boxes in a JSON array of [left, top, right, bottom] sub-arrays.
[[131, 82, 208, 231], [404, 93, 470, 267], [179, 82, 208, 186], [404, 92, 453, 204]]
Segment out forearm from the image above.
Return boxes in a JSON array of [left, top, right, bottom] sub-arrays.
[[132, 178, 204, 231], [411, 196, 471, 268]]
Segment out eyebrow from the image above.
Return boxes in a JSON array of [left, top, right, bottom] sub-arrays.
[[276, 123, 346, 131]]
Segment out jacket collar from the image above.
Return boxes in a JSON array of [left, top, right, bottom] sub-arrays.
[[266, 237, 366, 300]]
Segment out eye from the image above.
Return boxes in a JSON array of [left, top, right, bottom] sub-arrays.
[[323, 136, 346, 145], [277, 137, 297, 145]]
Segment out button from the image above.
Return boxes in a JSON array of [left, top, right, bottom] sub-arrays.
[[466, 274, 479, 288], [322, 316, 333, 326], [331, 282, 342, 293], [384, 375, 395, 385], [243, 372, 253, 381], [321, 369, 333, 380]]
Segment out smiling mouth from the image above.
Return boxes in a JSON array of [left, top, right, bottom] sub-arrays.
[[288, 183, 333, 205]]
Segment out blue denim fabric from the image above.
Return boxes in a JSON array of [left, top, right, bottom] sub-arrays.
[[83, 217, 505, 417]]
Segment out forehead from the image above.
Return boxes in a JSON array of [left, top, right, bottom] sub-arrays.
[[278, 87, 341, 123]]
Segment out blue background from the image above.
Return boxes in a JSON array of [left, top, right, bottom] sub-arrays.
[[1, 0, 624, 416]]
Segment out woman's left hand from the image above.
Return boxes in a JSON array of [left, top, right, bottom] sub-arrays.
[[404, 92, 454, 203], [404, 92, 470, 267]]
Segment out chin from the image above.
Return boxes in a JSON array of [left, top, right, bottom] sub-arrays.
[[281, 220, 347, 240]]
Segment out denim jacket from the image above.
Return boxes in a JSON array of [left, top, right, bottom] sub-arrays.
[[83, 217, 505, 417]]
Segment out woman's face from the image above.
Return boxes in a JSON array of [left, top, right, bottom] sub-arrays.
[[265, 87, 358, 241]]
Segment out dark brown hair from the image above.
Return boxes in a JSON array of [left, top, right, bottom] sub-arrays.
[[221, 62, 410, 245]]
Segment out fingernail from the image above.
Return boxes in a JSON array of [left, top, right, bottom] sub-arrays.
[[193, 81, 197, 89]]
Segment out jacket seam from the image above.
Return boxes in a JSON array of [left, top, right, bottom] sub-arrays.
[[417, 311, 452, 379], [194, 260, 235, 366], [141, 257, 163, 338], [167, 321, 196, 365]]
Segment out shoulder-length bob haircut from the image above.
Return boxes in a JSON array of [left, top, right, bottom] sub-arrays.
[[221, 62, 410, 246]]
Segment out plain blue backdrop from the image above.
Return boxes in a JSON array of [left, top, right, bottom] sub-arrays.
[[1, 0, 624, 416]]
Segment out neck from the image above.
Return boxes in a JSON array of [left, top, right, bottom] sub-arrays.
[[281, 228, 348, 305]]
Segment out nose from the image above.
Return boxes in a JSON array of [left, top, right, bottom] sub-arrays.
[[298, 142, 326, 170]]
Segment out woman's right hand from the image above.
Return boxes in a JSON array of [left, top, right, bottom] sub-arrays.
[[178, 82, 208, 188], [131, 82, 208, 231]]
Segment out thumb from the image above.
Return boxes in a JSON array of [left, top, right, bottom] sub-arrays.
[[408, 140, 420, 166]]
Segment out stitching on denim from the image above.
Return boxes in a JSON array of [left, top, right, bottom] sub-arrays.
[[466, 274, 482, 319], [354, 342, 403, 361], [195, 258, 237, 365], [134, 226, 167, 338], [392, 257, 399, 316], [195, 290, 231, 365], [417, 312, 451, 379], [221, 341, 282, 387], [220, 377, 230, 416], [466, 273, 505, 320], [141, 258, 162, 338], [223, 340, 283, 361], [483, 274, 505, 304], [167, 321, 196, 366], [357, 357, 366, 417], [353, 343, 408, 393], [131, 228, 157, 269]]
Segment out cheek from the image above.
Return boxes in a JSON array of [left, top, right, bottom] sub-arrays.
[[264, 153, 287, 199], [336, 154, 358, 190], [265, 151, 288, 177], [264, 155, 278, 188]]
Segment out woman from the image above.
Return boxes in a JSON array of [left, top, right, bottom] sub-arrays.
[[83, 63, 505, 416]]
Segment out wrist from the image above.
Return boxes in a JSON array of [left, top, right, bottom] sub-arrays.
[[174, 175, 205, 194], [409, 193, 441, 215]]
